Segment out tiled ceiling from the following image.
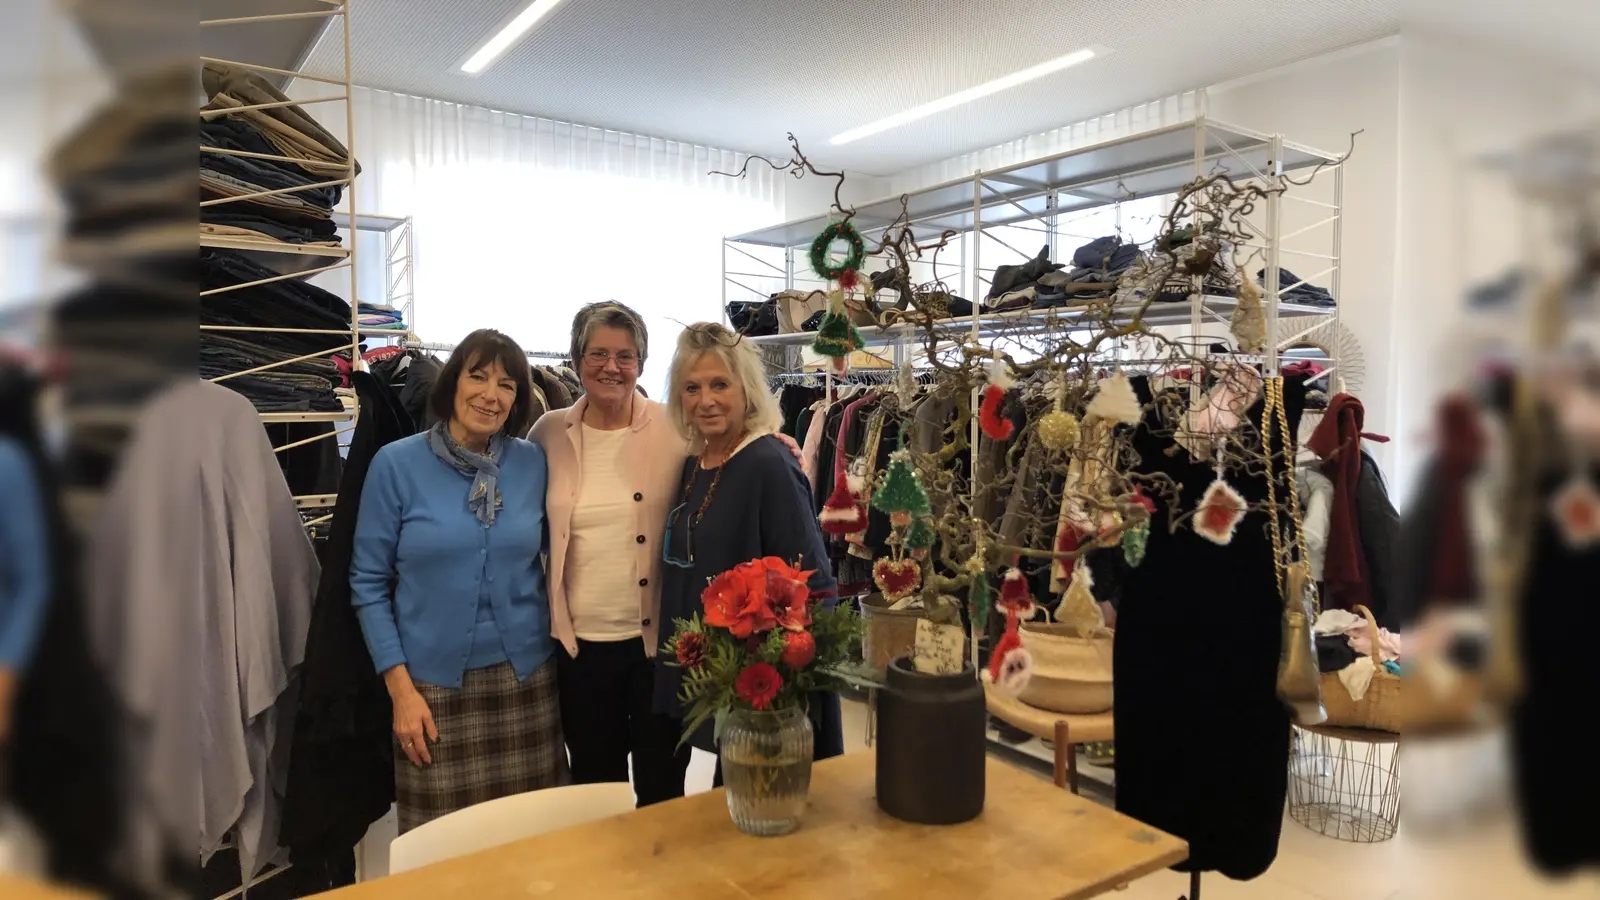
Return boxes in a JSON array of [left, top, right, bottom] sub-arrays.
[[300, 0, 1398, 174]]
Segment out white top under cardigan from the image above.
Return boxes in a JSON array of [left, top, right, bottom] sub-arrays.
[[566, 424, 643, 641]]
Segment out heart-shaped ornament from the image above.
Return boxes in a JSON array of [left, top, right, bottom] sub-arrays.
[[873, 557, 922, 600]]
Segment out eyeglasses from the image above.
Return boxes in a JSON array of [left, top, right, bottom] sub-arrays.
[[663, 502, 694, 568], [584, 349, 639, 369]]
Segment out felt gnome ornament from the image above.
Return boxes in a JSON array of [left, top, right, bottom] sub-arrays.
[[979, 353, 1016, 441], [995, 565, 1036, 619], [982, 612, 1033, 697], [818, 447, 868, 536]]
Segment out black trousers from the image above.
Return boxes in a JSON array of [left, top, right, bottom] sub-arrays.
[[555, 637, 690, 808]]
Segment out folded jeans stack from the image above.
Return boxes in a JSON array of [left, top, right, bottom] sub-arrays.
[[199, 61, 360, 251], [1258, 267, 1335, 308], [357, 302, 408, 332], [202, 248, 354, 412], [1032, 235, 1146, 306]]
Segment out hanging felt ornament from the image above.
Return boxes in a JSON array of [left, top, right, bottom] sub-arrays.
[[872, 449, 932, 527], [979, 354, 1016, 441], [905, 515, 936, 560], [811, 288, 865, 364], [1230, 275, 1268, 353], [982, 613, 1033, 697], [1057, 560, 1105, 634], [1121, 488, 1156, 567], [873, 557, 922, 601], [995, 566, 1035, 619], [818, 441, 868, 536], [1194, 437, 1248, 545], [969, 569, 992, 629], [1550, 469, 1600, 549], [808, 219, 867, 282], [1052, 519, 1086, 585], [1084, 370, 1142, 426]]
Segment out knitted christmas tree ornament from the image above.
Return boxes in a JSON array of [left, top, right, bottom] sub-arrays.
[[996, 566, 1035, 619], [1085, 371, 1142, 426], [979, 355, 1016, 440], [872, 449, 931, 526], [905, 515, 936, 560], [811, 289, 864, 361]]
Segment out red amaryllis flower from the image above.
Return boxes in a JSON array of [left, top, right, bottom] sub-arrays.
[[735, 661, 782, 709], [703, 562, 778, 638], [780, 630, 817, 669], [674, 631, 707, 669], [766, 568, 812, 632]]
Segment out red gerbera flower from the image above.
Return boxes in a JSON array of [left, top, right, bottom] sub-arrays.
[[735, 661, 782, 710], [674, 631, 707, 670], [780, 630, 817, 669]]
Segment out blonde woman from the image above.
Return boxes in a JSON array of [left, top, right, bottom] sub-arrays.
[[652, 322, 842, 788]]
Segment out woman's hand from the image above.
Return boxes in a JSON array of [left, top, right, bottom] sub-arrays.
[[385, 665, 438, 767], [775, 432, 804, 463]]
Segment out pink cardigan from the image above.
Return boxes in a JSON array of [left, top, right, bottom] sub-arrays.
[[528, 393, 687, 659]]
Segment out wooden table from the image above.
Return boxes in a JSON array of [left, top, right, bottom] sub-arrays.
[[315, 751, 1185, 900], [0, 874, 92, 900]]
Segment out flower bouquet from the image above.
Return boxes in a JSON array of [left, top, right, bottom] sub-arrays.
[[663, 556, 865, 836]]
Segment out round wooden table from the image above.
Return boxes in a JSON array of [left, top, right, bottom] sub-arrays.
[[985, 684, 1114, 795]]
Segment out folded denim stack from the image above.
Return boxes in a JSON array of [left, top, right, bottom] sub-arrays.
[[982, 245, 1065, 312], [202, 249, 353, 412], [199, 61, 359, 252], [357, 302, 408, 333]]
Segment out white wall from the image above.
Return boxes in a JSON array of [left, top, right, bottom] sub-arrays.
[[1206, 38, 1401, 480]]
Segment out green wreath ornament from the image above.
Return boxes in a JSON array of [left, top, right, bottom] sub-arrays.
[[809, 220, 866, 282]]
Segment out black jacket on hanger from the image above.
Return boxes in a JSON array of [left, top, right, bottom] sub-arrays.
[[1113, 374, 1306, 882], [1354, 449, 1398, 628], [278, 371, 413, 872]]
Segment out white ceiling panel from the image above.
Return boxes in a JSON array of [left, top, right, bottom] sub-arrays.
[[304, 0, 1397, 174]]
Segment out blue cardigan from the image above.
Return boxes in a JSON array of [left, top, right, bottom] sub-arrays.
[[0, 436, 48, 671], [350, 432, 553, 688]]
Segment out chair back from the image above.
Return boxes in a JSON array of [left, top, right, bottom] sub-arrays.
[[388, 782, 636, 875]]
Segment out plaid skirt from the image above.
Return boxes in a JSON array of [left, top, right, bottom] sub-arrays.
[[395, 659, 569, 834]]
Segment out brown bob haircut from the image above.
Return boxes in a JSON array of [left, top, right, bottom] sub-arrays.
[[428, 328, 536, 438]]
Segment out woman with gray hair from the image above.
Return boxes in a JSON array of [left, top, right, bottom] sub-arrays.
[[528, 301, 689, 807], [529, 304, 800, 806], [653, 322, 843, 785]]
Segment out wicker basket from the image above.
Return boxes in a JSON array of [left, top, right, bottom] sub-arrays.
[[1320, 605, 1402, 733], [1017, 623, 1114, 715], [859, 593, 930, 675]]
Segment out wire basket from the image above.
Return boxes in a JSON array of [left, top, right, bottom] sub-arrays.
[[1288, 723, 1401, 842]]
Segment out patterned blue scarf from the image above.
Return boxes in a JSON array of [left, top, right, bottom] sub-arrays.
[[427, 421, 504, 526]]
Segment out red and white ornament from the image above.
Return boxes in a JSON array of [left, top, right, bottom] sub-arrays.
[[1194, 477, 1248, 545], [979, 355, 1016, 441], [1551, 473, 1600, 549], [982, 616, 1034, 697], [995, 566, 1036, 619]]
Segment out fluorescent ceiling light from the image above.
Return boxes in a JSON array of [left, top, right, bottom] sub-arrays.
[[460, 0, 568, 75], [829, 46, 1106, 146]]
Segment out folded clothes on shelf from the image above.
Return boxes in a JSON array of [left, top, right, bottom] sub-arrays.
[[201, 61, 359, 178], [1258, 267, 1335, 307]]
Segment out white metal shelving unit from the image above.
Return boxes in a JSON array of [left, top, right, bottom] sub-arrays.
[[332, 210, 416, 334], [724, 115, 1346, 377], [200, 1, 362, 521]]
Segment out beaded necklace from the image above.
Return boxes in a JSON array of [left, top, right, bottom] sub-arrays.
[[679, 430, 747, 530]]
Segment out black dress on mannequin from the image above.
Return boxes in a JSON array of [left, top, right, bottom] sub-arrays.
[[1113, 374, 1305, 882]]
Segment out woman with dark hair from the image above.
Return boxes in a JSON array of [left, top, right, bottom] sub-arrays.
[[350, 328, 567, 833]]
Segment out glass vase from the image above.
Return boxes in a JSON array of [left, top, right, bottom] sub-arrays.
[[720, 706, 814, 836]]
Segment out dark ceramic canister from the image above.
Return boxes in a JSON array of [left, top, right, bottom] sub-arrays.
[[874, 657, 986, 824]]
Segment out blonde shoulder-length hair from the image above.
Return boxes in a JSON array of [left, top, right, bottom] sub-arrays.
[[664, 322, 782, 444]]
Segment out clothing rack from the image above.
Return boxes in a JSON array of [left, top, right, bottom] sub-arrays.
[[400, 338, 569, 361]]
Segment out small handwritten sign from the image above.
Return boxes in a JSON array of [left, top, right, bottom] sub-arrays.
[[913, 619, 967, 675]]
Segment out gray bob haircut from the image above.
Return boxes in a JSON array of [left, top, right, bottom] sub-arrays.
[[570, 301, 649, 368], [665, 322, 782, 442]]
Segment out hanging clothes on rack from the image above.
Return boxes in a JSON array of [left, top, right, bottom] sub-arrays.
[[1113, 373, 1307, 882], [279, 370, 417, 878], [81, 380, 318, 895]]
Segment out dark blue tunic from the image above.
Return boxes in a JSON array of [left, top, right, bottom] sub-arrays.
[[652, 435, 842, 754]]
